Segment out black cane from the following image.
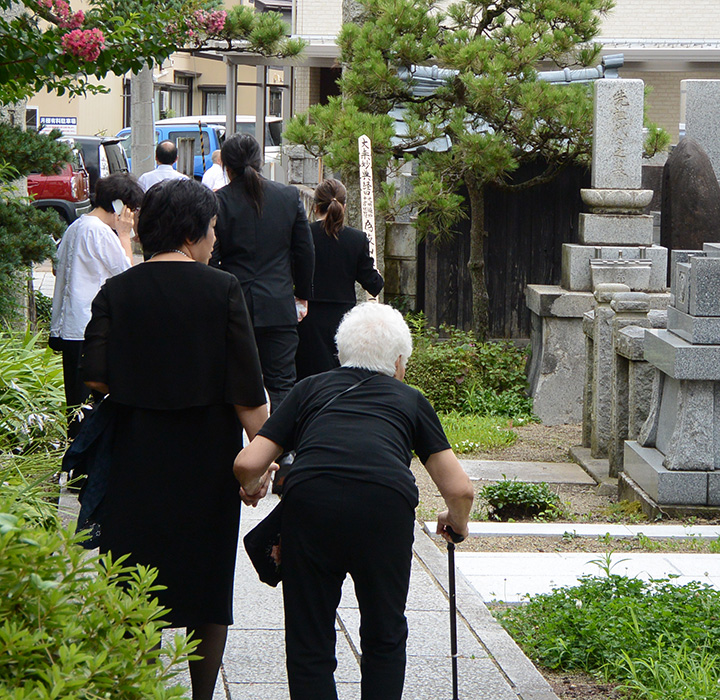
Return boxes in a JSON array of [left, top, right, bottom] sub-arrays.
[[446, 526, 464, 700]]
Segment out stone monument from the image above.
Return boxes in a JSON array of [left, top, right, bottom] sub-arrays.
[[660, 137, 720, 257], [681, 79, 720, 182], [623, 244, 720, 512], [527, 79, 669, 425]]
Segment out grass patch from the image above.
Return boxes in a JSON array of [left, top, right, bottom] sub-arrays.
[[438, 412, 518, 454]]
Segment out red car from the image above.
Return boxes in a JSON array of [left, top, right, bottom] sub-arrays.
[[28, 145, 92, 224]]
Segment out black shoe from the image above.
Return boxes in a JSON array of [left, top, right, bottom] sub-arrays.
[[272, 451, 295, 496]]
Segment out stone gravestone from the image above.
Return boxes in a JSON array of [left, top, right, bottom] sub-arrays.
[[660, 137, 720, 260], [623, 246, 720, 509], [682, 79, 720, 182]]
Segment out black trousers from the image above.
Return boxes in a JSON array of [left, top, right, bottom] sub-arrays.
[[49, 337, 92, 440], [281, 477, 415, 700], [253, 325, 298, 413]]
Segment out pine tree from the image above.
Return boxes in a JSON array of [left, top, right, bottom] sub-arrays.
[[287, 0, 616, 338]]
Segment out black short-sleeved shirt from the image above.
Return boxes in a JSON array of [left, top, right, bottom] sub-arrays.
[[257, 366, 451, 507]]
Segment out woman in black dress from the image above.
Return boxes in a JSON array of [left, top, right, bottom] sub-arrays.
[[295, 178, 384, 381], [81, 179, 269, 700]]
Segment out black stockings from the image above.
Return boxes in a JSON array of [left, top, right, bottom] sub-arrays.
[[187, 623, 228, 700]]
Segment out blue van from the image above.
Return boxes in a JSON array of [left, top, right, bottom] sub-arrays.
[[116, 115, 283, 180]]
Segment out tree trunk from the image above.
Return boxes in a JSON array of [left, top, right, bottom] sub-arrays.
[[466, 177, 489, 340]]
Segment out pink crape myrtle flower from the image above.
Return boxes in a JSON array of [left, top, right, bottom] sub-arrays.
[[60, 27, 105, 62], [36, 0, 84, 28], [190, 9, 226, 36]]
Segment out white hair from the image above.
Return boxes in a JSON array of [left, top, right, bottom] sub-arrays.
[[335, 302, 413, 377]]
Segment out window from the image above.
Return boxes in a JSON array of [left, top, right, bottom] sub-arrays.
[[154, 85, 189, 120], [26, 106, 39, 131], [269, 88, 282, 117], [203, 90, 226, 115]]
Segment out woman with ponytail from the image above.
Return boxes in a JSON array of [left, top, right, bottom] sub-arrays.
[[295, 178, 384, 380], [211, 134, 315, 414]]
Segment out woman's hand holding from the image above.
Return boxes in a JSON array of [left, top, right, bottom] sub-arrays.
[[436, 510, 469, 543], [115, 205, 136, 240], [239, 463, 279, 507]]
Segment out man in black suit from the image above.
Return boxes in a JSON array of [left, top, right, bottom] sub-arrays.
[[210, 134, 314, 414]]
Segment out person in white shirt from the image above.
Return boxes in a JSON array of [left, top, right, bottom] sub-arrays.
[[137, 140, 188, 192], [49, 172, 144, 438], [201, 150, 229, 191]]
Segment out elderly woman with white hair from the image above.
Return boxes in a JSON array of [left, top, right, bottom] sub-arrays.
[[234, 302, 474, 700]]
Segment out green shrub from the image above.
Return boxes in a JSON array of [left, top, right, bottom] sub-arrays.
[[0, 331, 66, 454], [405, 314, 534, 419], [498, 570, 720, 698], [34, 290, 53, 330], [479, 478, 563, 520], [0, 480, 195, 699], [439, 412, 518, 453]]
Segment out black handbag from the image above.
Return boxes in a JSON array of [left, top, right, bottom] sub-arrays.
[[243, 501, 284, 586], [243, 373, 375, 586]]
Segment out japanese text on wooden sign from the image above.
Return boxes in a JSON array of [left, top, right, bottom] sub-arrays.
[[358, 134, 376, 263]]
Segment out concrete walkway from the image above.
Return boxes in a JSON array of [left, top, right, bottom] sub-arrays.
[[191, 494, 560, 700]]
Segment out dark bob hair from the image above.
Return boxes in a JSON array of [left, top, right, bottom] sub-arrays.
[[137, 178, 218, 255], [95, 172, 144, 214]]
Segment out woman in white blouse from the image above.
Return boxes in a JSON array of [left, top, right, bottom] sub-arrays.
[[49, 172, 144, 438]]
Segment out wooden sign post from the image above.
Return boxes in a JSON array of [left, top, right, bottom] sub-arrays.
[[358, 134, 377, 265]]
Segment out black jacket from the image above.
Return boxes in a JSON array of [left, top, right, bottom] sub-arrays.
[[211, 178, 315, 327], [309, 222, 384, 302]]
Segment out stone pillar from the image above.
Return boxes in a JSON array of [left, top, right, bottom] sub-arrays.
[[590, 283, 630, 458], [608, 293, 651, 476], [131, 65, 155, 178], [682, 80, 720, 183]]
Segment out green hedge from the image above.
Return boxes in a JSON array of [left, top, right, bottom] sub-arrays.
[[0, 472, 195, 699], [405, 315, 534, 418]]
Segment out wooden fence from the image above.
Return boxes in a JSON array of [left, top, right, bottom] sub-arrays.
[[418, 161, 590, 338]]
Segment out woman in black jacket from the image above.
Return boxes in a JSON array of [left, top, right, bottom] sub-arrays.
[[210, 134, 315, 412], [295, 178, 384, 380]]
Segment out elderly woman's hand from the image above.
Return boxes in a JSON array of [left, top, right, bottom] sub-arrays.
[[436, 510, 469, 543], [239, 463, 279, 507]]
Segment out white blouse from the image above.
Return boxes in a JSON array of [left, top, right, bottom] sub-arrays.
[[50, 214, 131, 341]]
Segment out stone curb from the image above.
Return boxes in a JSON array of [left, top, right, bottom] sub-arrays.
[[412, 522, 560, 700]]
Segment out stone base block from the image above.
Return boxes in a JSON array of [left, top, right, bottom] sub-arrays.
[[624, 441, 708, 505], [525, 285, 595, 318], [527, 308, 586, 424], [709, 472, 720, 506], [644, 329, 720, 380], [667, 306, 720, 344], [562, 244, 668, 292], [579, 213, 654, 245], [619, 472, 720, 519]]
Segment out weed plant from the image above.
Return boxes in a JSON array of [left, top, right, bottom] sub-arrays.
[[405, 314, 535, 420], [498, 567, 720, 699], [479, 477, 564, 520], [0, 330, 66, 454]]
